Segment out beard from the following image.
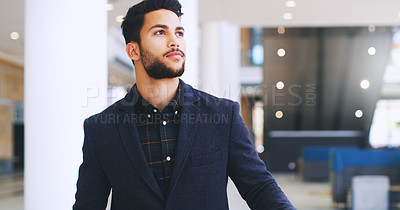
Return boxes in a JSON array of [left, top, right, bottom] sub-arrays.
[[139, 46, 185, 79]]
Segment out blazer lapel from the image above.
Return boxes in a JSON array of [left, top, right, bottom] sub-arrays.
[[116, 88, 164, 201], [168, 81, 200, 196]]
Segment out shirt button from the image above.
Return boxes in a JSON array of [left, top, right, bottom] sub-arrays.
[[153, 109, 157, 113], [147, 114, 151, 118], [162, 121, 167, 126], [166, 156, 171, 161], [175, 111, 178, 115]]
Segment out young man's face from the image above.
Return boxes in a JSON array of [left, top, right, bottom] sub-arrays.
[[138, 9, 186, 79]]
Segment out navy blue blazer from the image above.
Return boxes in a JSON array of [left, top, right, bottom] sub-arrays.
[[73, 80, 295, 210]]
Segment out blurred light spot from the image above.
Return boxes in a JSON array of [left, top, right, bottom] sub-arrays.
[[276, 81, 285, 90], [10, 32, 19, 40], [277, 48, 286, 57], [275, 111, 284, 119], [288, 162, 296, 170], [285, 1, 296, 8], [368, 47, 376, 55], [256, 145, 265, 153], [252, 44, 264, 65], [246, 86, 254, 94], [277, 26, 286, 34], [283, 13, 293, 20], [115, 15, 124, 23], [106, 4, 114, 11], [355, 110, 363, 118], [360, 80, 370, 89], [368, 25, 376, 32]]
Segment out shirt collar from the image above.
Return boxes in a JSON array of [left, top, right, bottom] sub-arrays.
[[134, 81, 182, 114]]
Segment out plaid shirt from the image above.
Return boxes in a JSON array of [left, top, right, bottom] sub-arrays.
[[134, 83, 181, 198]]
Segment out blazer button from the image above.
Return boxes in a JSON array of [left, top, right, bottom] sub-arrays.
[[166, 156, 171, 161], [162, 120, 167, 126]]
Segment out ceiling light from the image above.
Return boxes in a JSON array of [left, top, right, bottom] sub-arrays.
[[355, 110, 363, 118], [275, 111, 284, 119], [115, 15, 124, 23], [277, 48, 286, 57], [368, 47, 376, 55], [368, 25, 376, 32], [10, 32, 19, 40], [276, 81, 285, 90], [106, 4, 114, 11], [283, 13, 293, 20], [360, 80, 370, 89], [277, 26, 286, 34], [285, 1, 296, 8]]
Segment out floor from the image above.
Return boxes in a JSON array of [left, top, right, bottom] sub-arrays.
[[0, 171, 23, 210], [0, 171, 340, 210]]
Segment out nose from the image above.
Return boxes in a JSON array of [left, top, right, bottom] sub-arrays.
[[169, 42, 180, 48], [168, 35, 180, 48]]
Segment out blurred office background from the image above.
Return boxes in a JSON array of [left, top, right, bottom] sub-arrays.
[[0, 0, 400, 209]]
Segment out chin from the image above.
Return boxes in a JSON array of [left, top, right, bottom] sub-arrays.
[[169, 63, 185, 71]]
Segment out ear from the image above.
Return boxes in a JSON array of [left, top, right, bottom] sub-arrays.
[[126, 42, 140, 61]]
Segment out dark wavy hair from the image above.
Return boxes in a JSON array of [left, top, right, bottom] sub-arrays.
[[121, 0, 183, 45]]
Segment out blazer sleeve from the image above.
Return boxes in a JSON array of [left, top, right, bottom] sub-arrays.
[[73, 119, 111, 210], [227, 102, 296, 210]]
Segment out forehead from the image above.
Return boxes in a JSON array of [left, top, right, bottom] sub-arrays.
[[142, 9, 182, 30]]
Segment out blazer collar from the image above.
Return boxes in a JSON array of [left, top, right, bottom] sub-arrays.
[[167, 80, 200, 199], [116, 79, 200, 201], [116, 97, 165, 201]]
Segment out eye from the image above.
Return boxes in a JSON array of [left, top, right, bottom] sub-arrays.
[[176, 31, 184, 37], [155, 30, 165, 35]]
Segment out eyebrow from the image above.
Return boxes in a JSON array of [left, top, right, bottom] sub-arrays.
[[149, 24, 185, 31]]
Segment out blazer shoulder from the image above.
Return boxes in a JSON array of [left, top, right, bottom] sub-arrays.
[[191, 87, 238, 111], [84, 98, 122, 126]]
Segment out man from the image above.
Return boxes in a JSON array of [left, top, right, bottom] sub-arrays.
[[73, 0, 295, 209]]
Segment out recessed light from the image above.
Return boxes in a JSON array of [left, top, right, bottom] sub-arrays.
[[283, 13, 293, 20], [368, 25, 375, 32], [115, 15, 124, 23], [368, 47, 376, 55], [256, 145, 265, 153], [275, 111, 284, 119], [276, 81, 285, 90], [277, 48, 286, 57], [10, 32, 19, 40], [277, 26, 286, 34], [285, 1, 296, 8], [360, 80, 370, 89], [106, 4, 114, 11], [355, 110, 363, 118]]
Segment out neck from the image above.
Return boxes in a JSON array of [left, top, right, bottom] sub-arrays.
[[136, 68, 179, 111]]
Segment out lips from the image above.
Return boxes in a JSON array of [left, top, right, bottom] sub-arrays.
[[166, 51, 183, 59]]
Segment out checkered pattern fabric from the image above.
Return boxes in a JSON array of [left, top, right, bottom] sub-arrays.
[[134, 84, 181, 197]]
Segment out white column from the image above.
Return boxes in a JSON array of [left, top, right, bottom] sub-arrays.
[[180, 0, 200, 87], [200, 21, 241, 101], [25, 0, 108, 209], [220, 22, 241, 101]]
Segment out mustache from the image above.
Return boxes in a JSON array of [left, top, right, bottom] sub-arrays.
[[164, 48, 185, 57]]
